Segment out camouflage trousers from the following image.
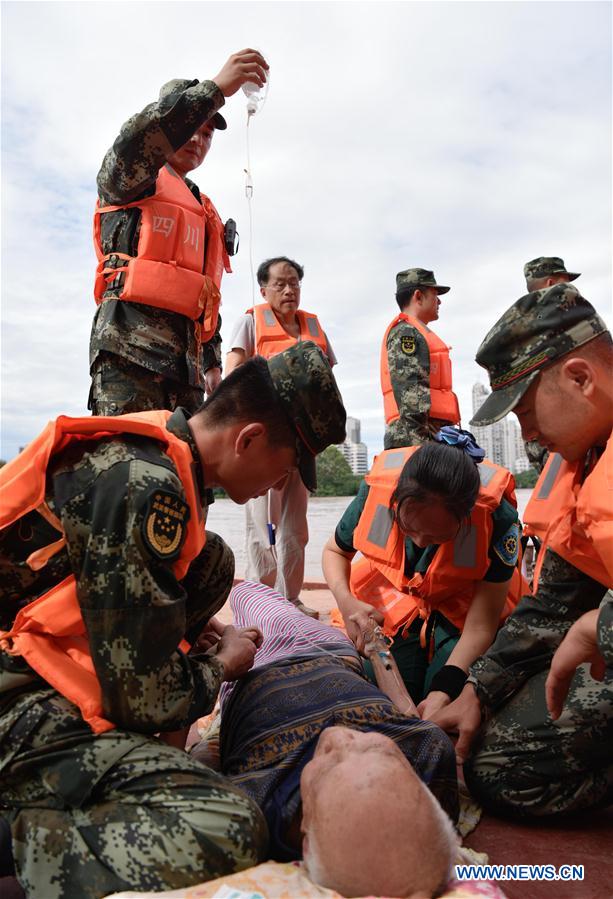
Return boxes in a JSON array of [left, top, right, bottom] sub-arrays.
[[89, 352, 205, 416], [0, 709, 267, 899], [0, 533, 263, 897], [465, 665, 613, 818]]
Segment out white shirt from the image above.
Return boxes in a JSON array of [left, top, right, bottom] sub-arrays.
[[228, 310, 337, 365]]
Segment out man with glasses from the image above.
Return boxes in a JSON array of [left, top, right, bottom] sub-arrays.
[[226, 257, 337, 617]]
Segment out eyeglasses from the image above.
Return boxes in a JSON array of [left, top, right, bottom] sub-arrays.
[[267, 280, 301, 292]]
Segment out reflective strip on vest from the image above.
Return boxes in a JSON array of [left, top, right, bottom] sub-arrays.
[[263, 308, 276, 328], [367, 504, 395, 548], [383, 451, 408, 470], [307, 317, 320, 338], [536, 453, 564, 500], [479, 464, 497, 487], [453, 524, 478, 568]]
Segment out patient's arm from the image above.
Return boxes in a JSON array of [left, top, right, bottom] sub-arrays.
[[360, 620, 418, 717], [369, 649, 419, 717]]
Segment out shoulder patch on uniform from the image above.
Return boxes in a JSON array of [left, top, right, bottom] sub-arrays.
[[141, 489, 189, 560], [492, 522, 520, 567], [401, 335, 416, 355]]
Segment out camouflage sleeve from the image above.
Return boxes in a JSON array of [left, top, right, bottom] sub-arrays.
[[55, 452, 224, 733], [201, 313, 223, 373], [598, 592, 613, 668], [386, 322, 431, 445], [97, 80, 225, 205], [469, 548, 609, 711], [524, 439, 549, 474]]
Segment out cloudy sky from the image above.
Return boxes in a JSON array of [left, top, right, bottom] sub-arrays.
[[1, 0, 611, 461]]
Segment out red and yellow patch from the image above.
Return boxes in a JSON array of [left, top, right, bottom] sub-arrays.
[[401, 335, 416, 355], [142, 490, 189, 560]]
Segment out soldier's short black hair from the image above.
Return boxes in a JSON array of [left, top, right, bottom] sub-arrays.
[[395, 286, 419, 310], [257, 257, 304, 286], [391, 442, 480, 526], [198, 357, 295, 447]]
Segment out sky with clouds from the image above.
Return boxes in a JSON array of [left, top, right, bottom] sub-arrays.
[[1, 0, 611, 461]]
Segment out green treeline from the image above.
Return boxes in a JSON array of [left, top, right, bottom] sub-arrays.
[[514, 468, 539, 488], [314, 446, 362, 497]]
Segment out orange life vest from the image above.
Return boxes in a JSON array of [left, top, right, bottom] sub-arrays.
[[350, 447, 527, 638], [247, 303, 329, 359], [93, 165, 231, 344], [525, 437, 613, 589], [0, 411, 205, 734], [380, 313, 460, 425]]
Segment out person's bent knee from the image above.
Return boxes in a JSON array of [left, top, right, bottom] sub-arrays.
[[187, 781, 268, 874], [463, 743, 521, 815], [465, 746, 613, 819]]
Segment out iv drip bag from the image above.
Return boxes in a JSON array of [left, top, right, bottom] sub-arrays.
[[242, 70, 270, 115]]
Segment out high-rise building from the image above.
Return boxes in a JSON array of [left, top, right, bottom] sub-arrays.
[[345, 416, 361, 444], [337, 415, 369, 475], [471, 382, 531, 473]]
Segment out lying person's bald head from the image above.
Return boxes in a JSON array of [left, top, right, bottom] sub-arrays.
[[300, 726, 457, 898]]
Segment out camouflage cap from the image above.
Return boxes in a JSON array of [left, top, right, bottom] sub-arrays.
[[523, 256, 580, 283], [158, 78, 227, 130], [396, 268, 450, 295], [471, 284, 607, 427], [267, 342, 347, 491]]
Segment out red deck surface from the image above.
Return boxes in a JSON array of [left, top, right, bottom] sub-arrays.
[[464, 807, 613, 899]]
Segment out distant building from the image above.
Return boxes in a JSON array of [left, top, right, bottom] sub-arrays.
[[345, 416, 361, 444], [337, 416, 369, 475], [471, 383, 531, 474]]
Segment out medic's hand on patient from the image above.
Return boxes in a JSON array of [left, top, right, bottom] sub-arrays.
[[192, 616, 226, 652], [429, 683, 483, 764], [418, 690, 453, 720], [345, 600, 384, 654], [210, 623, 263, 681]]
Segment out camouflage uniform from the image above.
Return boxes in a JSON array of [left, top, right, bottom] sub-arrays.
[[466, 284, 612, 817], [523, 438, 549, 474], [465, 549, 612, 817], [0, 342, 347, 895], [89, 78, 228, 416], [523, 256, 580, 288], [0, 409, 267, 897], [521, 259, 581, 474], [598, 592, 613, 666], [384, 268, 456, 450]]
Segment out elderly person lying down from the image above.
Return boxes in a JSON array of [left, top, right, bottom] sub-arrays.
[[191, 581, 459, 898]]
